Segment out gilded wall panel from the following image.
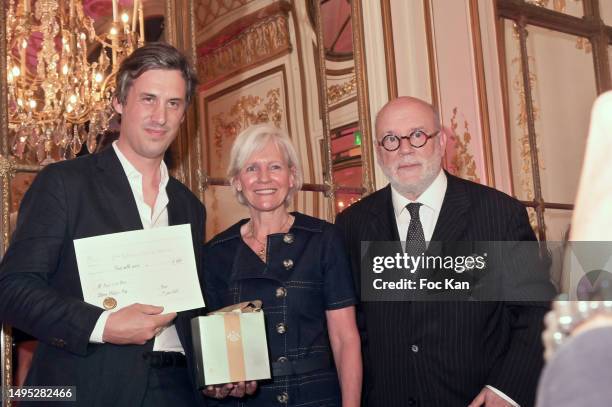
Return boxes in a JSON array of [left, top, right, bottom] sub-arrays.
[[428, 0, 490, 185], [445, 107, 480, 183]]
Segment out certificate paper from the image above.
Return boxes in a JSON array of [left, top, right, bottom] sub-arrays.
[[74, 224, 205, 313]]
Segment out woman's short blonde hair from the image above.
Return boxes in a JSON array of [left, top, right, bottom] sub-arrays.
[[227, 124, 304, 206]]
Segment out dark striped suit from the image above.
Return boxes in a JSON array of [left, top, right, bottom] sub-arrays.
[[335, 173, 551, 407]]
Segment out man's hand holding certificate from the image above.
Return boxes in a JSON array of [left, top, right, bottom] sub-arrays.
[[74, 224, 205, 313]]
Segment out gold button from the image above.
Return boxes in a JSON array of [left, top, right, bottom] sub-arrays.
[[282, 259, 294, 270], [275, 287, 287, 298], [103, 297, 117, 310], [283, 233, 294, 244], [276, 392, 289, 404], [277, 356, 288, 363], [276, 323, 287, 334]]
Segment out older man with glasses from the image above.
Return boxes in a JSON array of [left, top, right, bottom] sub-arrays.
[[335, 97, 552, 407]]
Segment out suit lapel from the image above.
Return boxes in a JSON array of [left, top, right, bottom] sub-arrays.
[[166, 181, 200, 359], [366, 185, 400, 241], [431, 173, 471, 243], [166, 181, 188, 227], [93, 148, 143, 232]]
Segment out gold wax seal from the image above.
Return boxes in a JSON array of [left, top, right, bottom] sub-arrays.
[[103, 297, 117, 310]]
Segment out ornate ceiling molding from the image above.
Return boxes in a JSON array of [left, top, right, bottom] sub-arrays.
[[196, 2, 292, 87]]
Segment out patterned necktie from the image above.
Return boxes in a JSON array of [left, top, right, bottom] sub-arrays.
[[405, 203, 426, 256]]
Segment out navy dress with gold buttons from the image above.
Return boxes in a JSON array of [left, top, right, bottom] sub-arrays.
[[202, 212, 357, 407]]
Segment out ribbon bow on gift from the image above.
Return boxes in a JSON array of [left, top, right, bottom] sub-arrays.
[[210, 300, 263, 315]]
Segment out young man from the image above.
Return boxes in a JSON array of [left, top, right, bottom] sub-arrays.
[[0, 43, 206, 406]]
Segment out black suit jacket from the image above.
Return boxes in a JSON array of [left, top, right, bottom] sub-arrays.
[[335, 172, 551, 407], [0, 147, 206, 407]]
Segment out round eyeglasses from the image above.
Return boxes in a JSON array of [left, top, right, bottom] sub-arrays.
[[377, 129, 440, 151]]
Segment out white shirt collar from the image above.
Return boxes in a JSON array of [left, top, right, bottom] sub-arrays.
[[391, 169, 447, 217], [112, 141, 169, 189]]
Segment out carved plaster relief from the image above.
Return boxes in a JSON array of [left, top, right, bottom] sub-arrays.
[[197, 13, 291, 86], [327, 75, 357, 106], [210, 88, 282, 176], [446, 107, 480, 183]]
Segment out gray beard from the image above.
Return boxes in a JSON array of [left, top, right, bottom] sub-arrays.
[[382, 148, 443, 200]]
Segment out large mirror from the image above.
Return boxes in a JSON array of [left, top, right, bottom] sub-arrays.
[[312, 0, 370, 214]]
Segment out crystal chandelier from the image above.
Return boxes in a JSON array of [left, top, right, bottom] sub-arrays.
[[6, 0, 145, 163]]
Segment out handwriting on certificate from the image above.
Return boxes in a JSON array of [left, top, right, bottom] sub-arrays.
[[74, 224, 205, 313]]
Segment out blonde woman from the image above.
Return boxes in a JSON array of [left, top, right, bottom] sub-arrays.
[[202, 124, 361, 406]]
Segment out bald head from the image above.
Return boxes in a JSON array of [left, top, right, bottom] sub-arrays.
[[374, 96, 446, 200], [375, 97, 441, 135]]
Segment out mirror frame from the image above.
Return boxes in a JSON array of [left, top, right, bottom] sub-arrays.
[[313, 0, 337, 214], [164, 0, 203, 201], [350, 0, 376, 195], [1, 3, 12, 404], [314, 0, 375, 215]]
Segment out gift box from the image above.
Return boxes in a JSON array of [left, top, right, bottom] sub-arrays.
[[191, 301, 271, 386]]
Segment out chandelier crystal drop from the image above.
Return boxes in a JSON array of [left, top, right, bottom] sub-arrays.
[[6, 0, 145, 163]]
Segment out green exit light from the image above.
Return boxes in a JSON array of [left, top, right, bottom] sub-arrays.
[[354, 130, 362, 146]]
